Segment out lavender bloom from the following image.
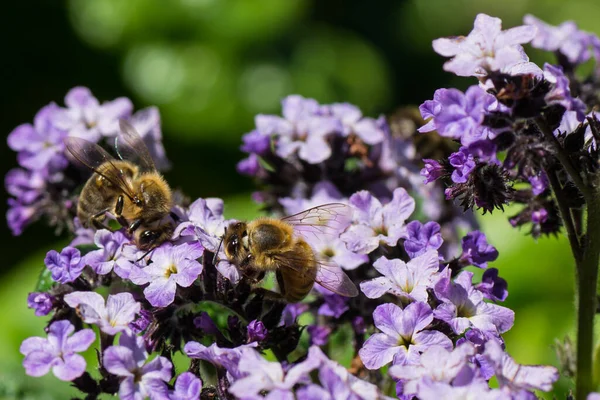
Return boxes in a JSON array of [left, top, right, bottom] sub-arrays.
[[53, 86, 132, 142], [279, 181, 345, 215], [307, 325, 331, 346], [432, 13, 538, 77], [358, 302, 452, 369], [266, 95, 341, 164], [327, 103, 385, 145], [419, 86, 497, 146], [5, 168, 45, 204], [476, 268, 508, 302], [543, 63, 586, 121], [228, 347, 320, 399], [449, 147, 476, 183], [7, 198, 39, 236], [70, 217, 96, 247], [482, 340, 558, 395], [341, 188, 415, 254], [360, 251, 440, 303], [280, 303, 309, 327], [20, 320, 95, 381], [129, 242, 203, 307], [421, 159, 445, 184], [83, 229, 132, 278], [64, 291, 141, 335], [129, 309, 152, 334], [415, 380, 509, 400], [237, 153, 261, 176], [241, 129, 271, 155], [403, 221, 443, 258], [247, 320, 268, 342], [7, 104, 68, 172], [44, 247, 84, 284], [389, 343, 476, 396], [297, 347, 386, 400], [460, 231, 499, 268], [104, 332, 172, 400], [524, 14, 592, 65], [184, 342, 258, 380], [27, 292, 54, 316], [170, 372, 202, 400], [434, 271, 514, 334], [316, 286, 350, 318], [528, 173, 548, 196]]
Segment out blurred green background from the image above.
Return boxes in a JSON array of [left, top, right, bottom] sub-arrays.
[[2, 0, 599, 398]]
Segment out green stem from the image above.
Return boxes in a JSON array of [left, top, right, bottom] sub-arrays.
[[576, 188, 600, 399]]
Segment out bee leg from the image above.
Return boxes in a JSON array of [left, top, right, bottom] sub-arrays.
[[90, 209, 115, 231], [115, 195, 124, 216]]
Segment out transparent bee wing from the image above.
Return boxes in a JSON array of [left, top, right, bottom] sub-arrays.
[[115, 119, 157, 172], [273, 253, 358, 298], [314, 260, 358, 297], [64, 136, 137, 200], [281, 203, 352, 242]]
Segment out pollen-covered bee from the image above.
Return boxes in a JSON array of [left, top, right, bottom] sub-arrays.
[[221, 203, 359, 303], [65, 120, 174, 251]]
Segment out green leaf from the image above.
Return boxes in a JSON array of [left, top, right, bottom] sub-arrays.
[[35, 268, 55, 293], [258, 156, 276, 173]]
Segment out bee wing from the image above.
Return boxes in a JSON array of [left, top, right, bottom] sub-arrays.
[[64, 136, 137, 200], [115, 119, 157, 172], [314, 260, 358, 297], [273, 254, 358, 298], [281, 203, 352, 242]]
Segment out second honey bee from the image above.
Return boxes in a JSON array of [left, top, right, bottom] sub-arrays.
[[221, 203, 359, 302], [65, 120, 174, 251]]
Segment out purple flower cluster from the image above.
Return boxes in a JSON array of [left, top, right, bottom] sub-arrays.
[[11, 21, 571, 396], [419, 13, 600, 238], [5, 87, 169, 236]]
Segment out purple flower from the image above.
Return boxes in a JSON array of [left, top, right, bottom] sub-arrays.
[[420, 159, 445, 184], [448, 147, 476, 184], [27, 292, 54, 316], [419, 86, 497, 146], [263, 95, 341, 164], [482, 340, 558, 394], [237, 153, 261, 176], [358, 302, 452, 369], [83, 229, 133, 278], [415, 380, 508, 400], [20, 320, 95, 381], [5, 168, 45, 204], [460, 231, 499, 268], [296, 347, 385, 400], [360, 251, 440, 303], [402, 221, 443, 258], [476, 268, 508, 302], [104, 332, 172, 400], [432, 13, 538, 77], [7, 104, 68, 172], [524, 15, 592, 65], [434, 271, 514, 335], [307, 325, 331, 346], [64, 291, 141, 335], [528, 173, 548, 196], [389, 343, 476, 396], [184, 342, 257, 380], [241, 129, 271, 155], [280, 303, 309, 327], [7, 199, 40, 236], [247, 320, 268, 342], [170, 372, 202, 400], [44, 247, 84, 284], [543, 63, 586, 121], [70, 217, 96, 247], [228, 347, 320, 399], [327, 103, 385, 145], [341, 188, 415, 254], [129, 309, 152, 334], [316, 286, 350, 318], [53, 86, 132, 142], [279, 181, 345, 216], [129, 242, 203, 307]]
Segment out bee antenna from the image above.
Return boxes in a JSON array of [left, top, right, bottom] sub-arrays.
[[213, 228, 226, 265], [137, 247, 155, 263]]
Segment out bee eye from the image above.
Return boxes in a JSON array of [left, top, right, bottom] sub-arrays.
[[227, 237, 239, 255], [139, 230, 159, 246]]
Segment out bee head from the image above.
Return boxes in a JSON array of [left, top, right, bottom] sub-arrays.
[[223, 221, 248, 261]]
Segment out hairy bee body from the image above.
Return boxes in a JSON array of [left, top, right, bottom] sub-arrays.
[[67, 120, 174, 251], [224, 217, 318, 302]]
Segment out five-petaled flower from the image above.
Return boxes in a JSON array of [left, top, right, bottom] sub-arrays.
[[20, 320, 95, 381]]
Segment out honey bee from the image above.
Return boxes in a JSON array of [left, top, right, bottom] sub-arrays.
[[221, 203, 359, 302], [65, 120, 174, 251]]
